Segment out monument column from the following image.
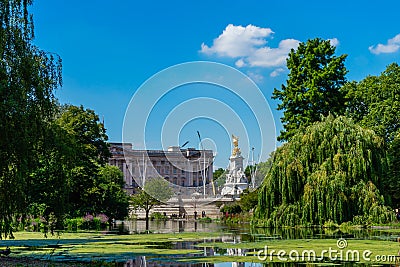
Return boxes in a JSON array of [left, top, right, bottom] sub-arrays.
[[221, 135, 248, 196]]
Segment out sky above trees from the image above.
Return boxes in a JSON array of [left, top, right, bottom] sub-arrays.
[[30, 0, 400, 168]]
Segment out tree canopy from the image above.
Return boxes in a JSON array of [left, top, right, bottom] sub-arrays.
[[56, 105, 111, 216], [27, 121, 73, 228], [131, 177, 173, 228], [272, 38, 348, 141], [253, 115, 394, 227], [96, 165, 130, 220], [27, 105, 129, 224], [0, 0, 62, 238], [343, 63, 400, 207], [344, 62, 400, 142], [239, 189, 259, 212]]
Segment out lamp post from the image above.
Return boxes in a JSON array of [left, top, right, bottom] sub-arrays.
[[192, 191, 200, 220], [251, 147, 255, 189], [203, 150, 206, 198], [197, 131, 207, 199]]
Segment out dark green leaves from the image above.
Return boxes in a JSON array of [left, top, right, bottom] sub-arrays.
[[344, 63, 400, 142], [131, 177, 174, 223], [273, 38, 348, 141], [56, 105, 112, 216], [0, 0, 61, 239]]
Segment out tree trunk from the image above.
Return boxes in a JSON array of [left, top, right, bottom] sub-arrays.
[[145, 209, 150, 232]]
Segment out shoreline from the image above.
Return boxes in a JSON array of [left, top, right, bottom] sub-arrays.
[[0, 257, 90, 267]]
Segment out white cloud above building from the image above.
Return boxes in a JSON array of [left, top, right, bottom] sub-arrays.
[[270, 68, 286, 77], [200, 24, 300, 69], [329, 38, 340, 47], [369, 33, 400, 55]]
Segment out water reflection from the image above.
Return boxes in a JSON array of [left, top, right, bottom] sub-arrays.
[[119, 257, 396, 267], [247, 226, 399, 241], [118, 219, 400, 241], [120, 257, 259, 267], [104, 221, 400, 266], [123, 256, 215, 267], [118, 220, 226, 234], [118, 258, 397, 267]]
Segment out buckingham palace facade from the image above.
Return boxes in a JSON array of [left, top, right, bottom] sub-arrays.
[[108, 143, 214, 195]]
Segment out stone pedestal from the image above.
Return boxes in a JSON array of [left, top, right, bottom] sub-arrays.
[[221, 154, 248, 196]]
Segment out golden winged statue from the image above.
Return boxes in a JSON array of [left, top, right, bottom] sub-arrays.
[[232, 134, 241, 156]]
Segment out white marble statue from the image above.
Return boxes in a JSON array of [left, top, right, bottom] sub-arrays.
[[221, 135, 248, 196]]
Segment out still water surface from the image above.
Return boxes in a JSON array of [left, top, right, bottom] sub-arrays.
[[114, 220, 399, 267]]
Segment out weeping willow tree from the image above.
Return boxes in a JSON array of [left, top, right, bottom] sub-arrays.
[[253, 115, 394, 227], [0, 0, 62, 238]]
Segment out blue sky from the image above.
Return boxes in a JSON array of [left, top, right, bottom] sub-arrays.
[[31, 0, 400, 168]]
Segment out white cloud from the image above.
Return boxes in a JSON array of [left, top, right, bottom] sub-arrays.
[[200, 24, 300, 69], [247, 39, 300, 67], [246, 71, 264, 83], [201, 24, 273, 58], [270, 68, 286, 77], [235, 58, 246, 68], [329, 38, 340, 47], [369, 33, 400, 55]]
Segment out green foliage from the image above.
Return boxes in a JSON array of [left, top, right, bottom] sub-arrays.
[[96, 165, 130, 220], [272, 38, 348, 141], [0, 1, 129, 238], [222, 213, 251, 224], [57, 105, 110, 164], [0, 0, 62, 238], [56, 105, 110, 216], [388, 134, 400, 207], [213, 168, 227, 188], [343, 63, 400, 207], [64, 218, 84, 232], [197, 217, 212, 223], [27, 105, 128, 224], [344, 63, 400, 142], [239, 189, 259, 212], [244, 165, 255, 179], [254, 115, 394, 227], [323, 220, 339, 229], [13, 212, 58, 235], [27, 120, 73, 229], [213, 168, 225, 179], [245, 152, 275, 188], [220, 203, 242, 214], [27, 203, 48, 218], [144, 177, 174, 203], [150, 212, 168, 221], [64, 214, 109, 232]]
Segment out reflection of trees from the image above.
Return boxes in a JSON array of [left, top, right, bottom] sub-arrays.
[[261, 263, 309, 267], [249, 227, 327, 240], [249, 225, 383, 240], [125, 257, 215, 266]]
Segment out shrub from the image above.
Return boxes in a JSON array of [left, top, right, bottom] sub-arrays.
[[220, 203, 242, 215], [198, 217, 212, 223], [64, 218, 84, 232], [64, 214, 109, 231], [150, 212, 168, 221]]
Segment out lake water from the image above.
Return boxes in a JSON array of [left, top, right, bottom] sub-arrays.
[[2, 220, 398, 266], [114, 220, 400, 267]]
